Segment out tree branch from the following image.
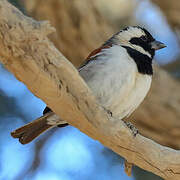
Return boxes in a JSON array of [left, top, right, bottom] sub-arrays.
[[21, 0, 180, 150], [0, 1, 180, 179]]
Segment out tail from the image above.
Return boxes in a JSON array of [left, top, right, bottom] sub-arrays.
[[11, 112, 68, 144]]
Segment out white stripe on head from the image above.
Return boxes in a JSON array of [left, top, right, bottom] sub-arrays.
[[116, 27, 146, 42], [129, 44, 151, 58], [114, 27, 152, 57]]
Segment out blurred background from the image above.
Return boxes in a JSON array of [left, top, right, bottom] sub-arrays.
[[1, 0, 180, 179]]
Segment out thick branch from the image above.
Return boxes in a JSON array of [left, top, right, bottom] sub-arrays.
[[21, 0, 180, 149], [20, 0, 114, 67], [0, 1, 180, 179]]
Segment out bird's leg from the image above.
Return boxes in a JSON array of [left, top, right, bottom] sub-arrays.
[[123, 121, 138, 137]]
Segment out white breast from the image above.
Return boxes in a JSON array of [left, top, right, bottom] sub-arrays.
[[80, 45, 152, 120]]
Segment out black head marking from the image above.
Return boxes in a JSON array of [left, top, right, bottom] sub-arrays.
[[122, 46, 153, 75], [129, 27, 155, 58]]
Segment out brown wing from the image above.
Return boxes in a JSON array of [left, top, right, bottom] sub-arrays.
[[78, 45, 112, 71]]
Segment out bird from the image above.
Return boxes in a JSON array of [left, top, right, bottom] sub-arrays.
[[11, 26, 166, 144]]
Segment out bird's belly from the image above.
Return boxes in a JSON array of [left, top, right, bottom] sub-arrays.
[[94, 73, 152, 120], [79, 45, 152, 120], [114, 74, 151, 119]]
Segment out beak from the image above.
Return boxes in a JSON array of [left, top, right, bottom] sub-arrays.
[[150, 40, 166, 50]]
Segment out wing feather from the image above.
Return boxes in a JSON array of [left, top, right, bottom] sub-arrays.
[[78, 45, 112, 71]]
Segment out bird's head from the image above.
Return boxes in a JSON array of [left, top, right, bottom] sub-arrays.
[[106, 26, 166, 58]]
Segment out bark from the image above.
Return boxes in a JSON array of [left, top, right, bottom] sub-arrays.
[[20, 0, 114, 67], [20, 0, 180, 149], [130, 67, 180, 149], [19, 0, 137, 66], [1, 1, 180, 179]]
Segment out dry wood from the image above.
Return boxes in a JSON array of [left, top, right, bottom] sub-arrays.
[[0, 1, 180, 179], [20, 0, 114, 67], [21, 0, 180, 150]]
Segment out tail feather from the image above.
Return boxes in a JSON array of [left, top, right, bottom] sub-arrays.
[[11, 112, 67, 144]]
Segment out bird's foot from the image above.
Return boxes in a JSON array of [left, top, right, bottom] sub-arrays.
[[103, 107, 113, 117], [107, 110, 113, 117], [124, 121, 138, 137]]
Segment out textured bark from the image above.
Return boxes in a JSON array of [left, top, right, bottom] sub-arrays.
[[20, 0, 137, 66], [130, 67, 180, 149], [20, 0, 180, 149], [20, 0, 114, 67], [1, 1, 180, 179]]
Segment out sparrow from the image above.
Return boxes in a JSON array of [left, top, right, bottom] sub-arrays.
[[11, 26, 166, 144]]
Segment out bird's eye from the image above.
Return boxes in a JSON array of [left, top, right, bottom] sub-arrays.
[[141, 36, 147, 41]]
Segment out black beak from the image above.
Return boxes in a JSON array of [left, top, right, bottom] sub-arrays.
[[150, 40, 166, 50]]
